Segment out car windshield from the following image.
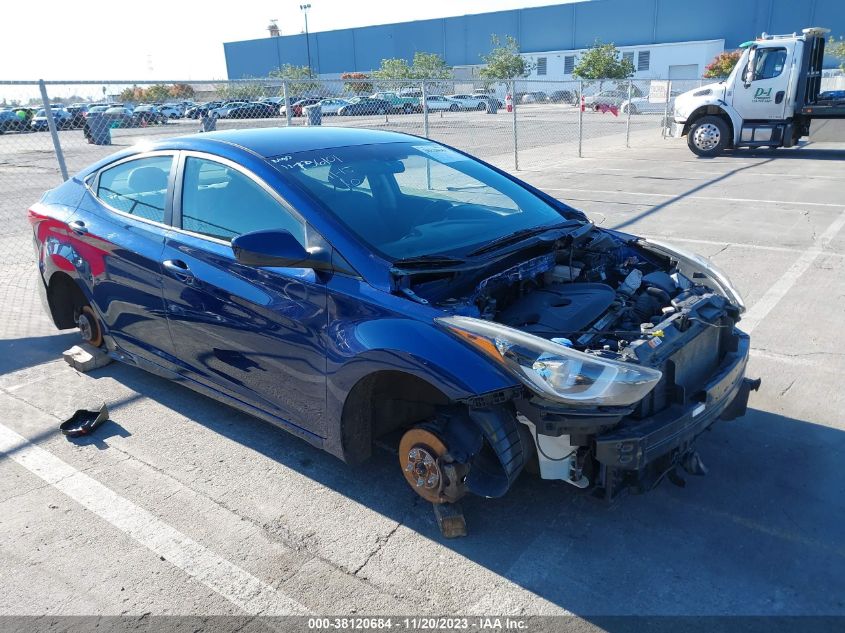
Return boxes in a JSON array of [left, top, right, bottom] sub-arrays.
[[268, 141, 570, 260]]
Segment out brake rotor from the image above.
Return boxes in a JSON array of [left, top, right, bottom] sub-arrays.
[[78, 305, 103, 347], [398, 427, 449, 504]]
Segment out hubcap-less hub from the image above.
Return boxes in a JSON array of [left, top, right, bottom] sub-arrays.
[[693, 123, 720, 151], [398, 428, 448, 503], [77, 313, 94, 342]]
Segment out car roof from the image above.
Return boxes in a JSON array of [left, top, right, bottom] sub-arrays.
[[155, 127, 418, 157]]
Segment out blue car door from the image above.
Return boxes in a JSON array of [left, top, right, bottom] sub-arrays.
[[159, 153, 328, 437], [77, 152, 180, 366]]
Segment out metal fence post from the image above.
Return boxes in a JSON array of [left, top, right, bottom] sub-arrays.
[[577, 80, 583, 158], [511, 80, 518, 171], [421, 81, 429, 138], [625, 79, 633, 148], [38, 80, 68, 182], [283, 81, 292, 127], [662, 80, 672, 139]]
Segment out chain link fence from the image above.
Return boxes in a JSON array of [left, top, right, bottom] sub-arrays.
[[1, 73, 841, 341]]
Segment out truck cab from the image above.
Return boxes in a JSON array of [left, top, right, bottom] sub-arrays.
[[668, 27, 842, 156]]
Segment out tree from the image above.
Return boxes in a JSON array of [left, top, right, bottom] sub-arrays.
[[169, 83, 195, 99], [478, 35, 533, 80], [829, 36, 845, 71], [572, 41, 634, 81], [269, 64, 318, 95], [411, 52, 451, 80], [372, 58, 415, 91], [341, 72, 373, 94], [703, 50, 742, 78]]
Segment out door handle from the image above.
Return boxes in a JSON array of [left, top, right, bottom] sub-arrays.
[[162, 259, 195, 283], [68, 220, 88, 235], [775, 91, 785, 104]]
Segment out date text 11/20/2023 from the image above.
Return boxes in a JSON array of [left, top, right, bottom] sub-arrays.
[[307, 617, 528, 630]]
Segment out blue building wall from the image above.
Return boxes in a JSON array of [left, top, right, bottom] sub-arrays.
[[224, 0, 845, 78]]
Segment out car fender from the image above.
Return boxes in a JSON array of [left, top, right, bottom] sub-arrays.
[[323, 316, 521, 460]]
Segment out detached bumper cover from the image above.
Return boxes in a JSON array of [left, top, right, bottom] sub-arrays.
[[595, 333, 755, 471]]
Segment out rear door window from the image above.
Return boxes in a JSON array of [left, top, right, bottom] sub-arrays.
[[97, 155, 173, 223]]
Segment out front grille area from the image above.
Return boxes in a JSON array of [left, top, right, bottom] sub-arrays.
[[631, 322, 727, 419]]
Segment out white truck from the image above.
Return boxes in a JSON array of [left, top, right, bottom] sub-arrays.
[[667, 27, 845, 157]]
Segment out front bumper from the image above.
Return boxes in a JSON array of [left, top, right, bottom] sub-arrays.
[[594, 333, 754, 470], [666, 120, 685, 138]]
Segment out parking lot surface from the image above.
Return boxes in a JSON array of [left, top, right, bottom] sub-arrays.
[[1, 119, 844, 621]]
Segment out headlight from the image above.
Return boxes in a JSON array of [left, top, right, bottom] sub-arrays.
[[639, 238, 746, 313], [436, 316, 662, 407]]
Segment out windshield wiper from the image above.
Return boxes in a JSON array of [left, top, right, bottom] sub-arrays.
[[467, 221, 576, 257]]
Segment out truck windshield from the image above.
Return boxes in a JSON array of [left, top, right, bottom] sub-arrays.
[[269, 141, 572, 260]]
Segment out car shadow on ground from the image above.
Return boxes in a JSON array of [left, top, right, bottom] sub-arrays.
[[87, 358, 845, 617], [0, 332, 79, 375]]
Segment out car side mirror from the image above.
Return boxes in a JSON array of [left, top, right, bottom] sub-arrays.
[[232, 229, 323, 269]]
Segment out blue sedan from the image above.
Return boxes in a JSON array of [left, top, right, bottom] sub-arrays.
[[29, 127, 758, 504]]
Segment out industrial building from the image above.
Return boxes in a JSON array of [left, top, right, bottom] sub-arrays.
[[223, 0, 845, 80]]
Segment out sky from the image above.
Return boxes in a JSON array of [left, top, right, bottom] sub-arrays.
[[0, 0, 579, 82]]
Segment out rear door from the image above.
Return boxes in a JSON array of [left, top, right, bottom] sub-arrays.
[[732, 43, 794, 120], [76, 152, 179, 365], [160, 152, 328, 436]]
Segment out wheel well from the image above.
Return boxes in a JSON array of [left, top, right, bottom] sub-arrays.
[[340, 371, 451, 465], [47, 272, 88, 330], [685, 106, 734, 145]]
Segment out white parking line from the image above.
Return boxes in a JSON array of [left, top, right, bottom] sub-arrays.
[[741, 208, 845, 334], [543, 186, 844, 208], [0, 422, 311, 616]]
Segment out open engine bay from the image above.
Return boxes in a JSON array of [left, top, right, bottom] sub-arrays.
[[391, 224, 756, 499]]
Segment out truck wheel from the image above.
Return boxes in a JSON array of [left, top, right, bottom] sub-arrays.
[[688, 116, 729, 157]]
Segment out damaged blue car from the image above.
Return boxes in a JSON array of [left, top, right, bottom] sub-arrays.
[[29, 127, 759, 503]]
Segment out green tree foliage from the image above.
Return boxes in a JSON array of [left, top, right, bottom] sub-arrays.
[[269, 64, 318, 95], [215, 79, 265, 101], [829, 36, 845, 71], [572, 41, 634, 80], [703, 50, 742, 78], [478, 35, 532, 80], [341, 72, 373, 94], [371, 52, 451, 90], [117, 83, 195, 103]]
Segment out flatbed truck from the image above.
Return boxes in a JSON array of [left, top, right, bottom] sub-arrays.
[[667, 27, 845, 156]]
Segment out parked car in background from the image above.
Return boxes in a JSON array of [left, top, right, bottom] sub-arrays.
[[818, 90, 845, 101], [316, 98, 351, 115], [133, 105, 168, 125], [161, 103, 185, 118], [102, 106, 137, 128], [446, 94, 489, 111], [620, 90, 681, 115], [185, 102, 222, 119], [30, 107, 72, 131], [338, 97, 390, 116], [518, 91, 548, 104], [280, 98, 321, 117], [371, 92, 419, 114], [0, 109, 27, 133], [474, 94, 504, 109], [65, 104, 91, 128], [584, 87, 643, 111], [210, 102, 250, 118], [549, 90, 577, 104], [422, 95, 461, 112], [227, 102, 278, 119]]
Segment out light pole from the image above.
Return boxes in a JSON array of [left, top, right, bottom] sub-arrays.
[[300, 4, 313, 77]]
